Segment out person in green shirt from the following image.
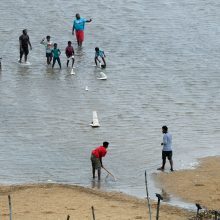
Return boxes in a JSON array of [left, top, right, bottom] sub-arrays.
[[52, 43, 61, 69]]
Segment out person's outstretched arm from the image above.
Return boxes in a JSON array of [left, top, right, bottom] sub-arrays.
[[86, 18, 92, 23], [40, 38, 45, 44], [102, 57, 106, 66]]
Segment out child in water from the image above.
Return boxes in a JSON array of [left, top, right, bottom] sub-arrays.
[[52, 43, 61, 69], [95, 47, 106, 69], [40, 35, 53, 65], [65, 41, 75, 68]]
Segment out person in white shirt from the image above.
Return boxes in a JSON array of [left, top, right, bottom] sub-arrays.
[[40, 35, 53, 65], [157, 126, 174, 171]]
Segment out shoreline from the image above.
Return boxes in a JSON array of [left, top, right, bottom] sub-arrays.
[[154, 155, 220, 210], [0, 156, 219, 219]]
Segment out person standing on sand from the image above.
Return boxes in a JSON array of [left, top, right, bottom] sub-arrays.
[[72, 13, 92, 47], [91, 142, 109, 180], [19, 29, 32, 63], [157, 126, 174, 172]]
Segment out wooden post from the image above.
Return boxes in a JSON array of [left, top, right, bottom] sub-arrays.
[[145, 171, 152, 220], [155, 194, 163, 220], [91, 206, 96, 220], [8, 195, 12, 220]]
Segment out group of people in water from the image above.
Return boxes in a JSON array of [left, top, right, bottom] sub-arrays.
[[18, 13, 174, 180], [18, 13, 106, 69]]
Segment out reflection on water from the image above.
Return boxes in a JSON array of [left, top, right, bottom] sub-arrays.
[[160, 188, 171, 202], [91, 179, 101, 189]]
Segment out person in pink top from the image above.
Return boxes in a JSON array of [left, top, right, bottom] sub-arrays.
[[91, 142, 109, 180]]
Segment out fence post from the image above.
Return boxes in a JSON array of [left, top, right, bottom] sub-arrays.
[[155, 193, 163, 220], [145, 171, 152, 220], [91, 206, 96, 220], [8, 195, 12, 220]]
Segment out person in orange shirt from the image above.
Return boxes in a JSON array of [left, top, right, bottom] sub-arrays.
[[90, 142, 109, 180]]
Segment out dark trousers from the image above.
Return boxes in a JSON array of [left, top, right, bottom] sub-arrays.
[[52, 57, 61, 69]]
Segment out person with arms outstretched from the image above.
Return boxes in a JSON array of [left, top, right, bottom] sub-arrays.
[[157, 126, 174, 172], [19, 29, 32, 63], [65, 41, 75, 68], [40, 35, 53, 65], [72, 13, 92, 47], [95, 47, 106, 68], [91, 142, 109, 180]]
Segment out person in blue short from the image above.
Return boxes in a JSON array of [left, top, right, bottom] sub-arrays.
[[95, 47, 106, 69], [72, 13, 92, 47], [52, 43, 61, 69]]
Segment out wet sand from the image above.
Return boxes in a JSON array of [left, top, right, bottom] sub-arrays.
[[0, 184, 192, 220], [154, 156, 220, 210]]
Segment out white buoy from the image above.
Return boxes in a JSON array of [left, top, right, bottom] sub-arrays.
[[97, 72, 107, 80], [85, 86, 89, 91], [90, 111, 100, 127], [71, 68, 75, 75]]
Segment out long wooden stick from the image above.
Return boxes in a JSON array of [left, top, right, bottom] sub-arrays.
[[145, 171, 152, 220], [91, 206, 96, 220], [102, 167, 116, 180], [8, 195, 12, 220]]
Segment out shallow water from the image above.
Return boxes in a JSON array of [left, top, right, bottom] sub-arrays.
[[0, 0, 220, 209]]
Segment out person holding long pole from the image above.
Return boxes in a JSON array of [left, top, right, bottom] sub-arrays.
[[90, 142, 109, 180]]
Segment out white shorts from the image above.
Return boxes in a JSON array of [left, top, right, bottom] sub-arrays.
[[67, 56, 74, 61]]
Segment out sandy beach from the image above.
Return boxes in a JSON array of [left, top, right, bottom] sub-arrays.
[[0, 183, 192, 220], [154, 156, 220, 210], [0, 156, 219, 219]]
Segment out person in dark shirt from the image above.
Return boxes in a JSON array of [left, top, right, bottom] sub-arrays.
[[65, 41, 75, 68], [19, 29, 32, 63]]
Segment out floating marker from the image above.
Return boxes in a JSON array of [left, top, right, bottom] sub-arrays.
[[97, 72, 107, 80], [71, 68, 75, 75], [85, 86, 89, 91], [90, 111, 100, 127]]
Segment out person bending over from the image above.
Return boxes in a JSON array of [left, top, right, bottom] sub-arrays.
[[95, 47, 106, 69], [90, 142, 109, 180]]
